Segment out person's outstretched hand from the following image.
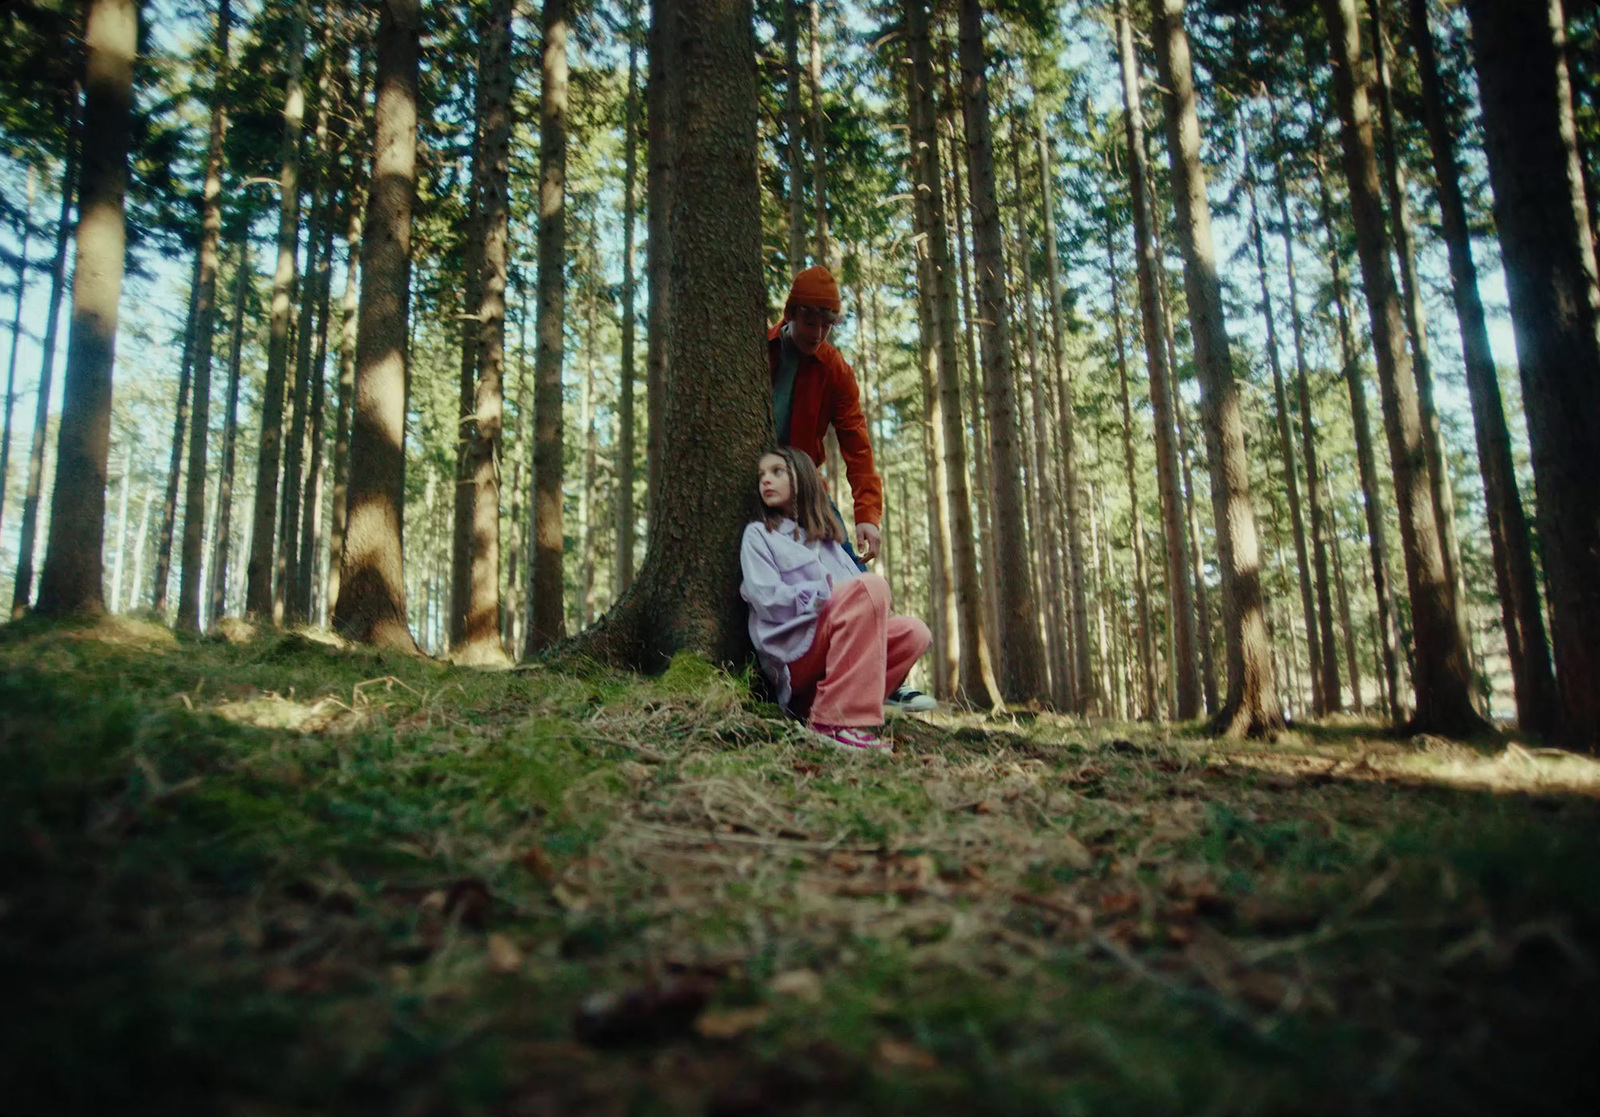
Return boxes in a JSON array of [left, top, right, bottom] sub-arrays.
[[856, 522, 881, 563]]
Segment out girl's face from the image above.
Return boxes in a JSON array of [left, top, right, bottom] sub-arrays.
[[757, 453, 794, 511]]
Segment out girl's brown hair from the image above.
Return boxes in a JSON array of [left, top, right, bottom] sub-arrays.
[[754, 446, 846, 544]]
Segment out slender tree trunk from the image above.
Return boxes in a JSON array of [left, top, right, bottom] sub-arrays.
[[1407, 0, 1558, 735], [331, 0, 421, 652], [1460, 0, 1600, 750], [617, 2, 640, 593], [784, 0, 805, 267], [36, 0, 139, 617], [579, 213, 599, 629], [176, 0, 231, 630], [451, 55, 488, 651], [1245, 143, 1323, 715], [11, 141, 77, 618], [151, 260, 200, 614], [1320, 156, 1401, 720], [455, 0, 513, 662], [1319, 0, 1486, 736], [1272, 133, 1343, 712], [807, 0, 830, 267], [1117, 0, 1201, 720], [246, 8, 306, 619], [130, 479, 153, 616], [0, 164, 36, 537], [209, 242, 249, 623], [906, 0, 996, 706], [1327, 487, 1364, 712], [109, 450, 130, 612], [298, 215, 335, 623], [957, 0, 1046, 704], [526, 0, 569, 654]]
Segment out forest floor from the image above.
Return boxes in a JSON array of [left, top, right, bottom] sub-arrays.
[[3, 617, 1599, 1116]]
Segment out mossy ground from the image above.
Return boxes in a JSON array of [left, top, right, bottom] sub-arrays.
[[3, 616, 1598, 1115]]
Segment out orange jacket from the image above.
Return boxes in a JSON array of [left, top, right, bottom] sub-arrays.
[[767, 323, 883, 527]]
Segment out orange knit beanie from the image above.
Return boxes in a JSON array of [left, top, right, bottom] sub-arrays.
[[786, 265, 842, 313]]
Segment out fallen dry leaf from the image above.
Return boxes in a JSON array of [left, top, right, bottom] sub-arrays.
[[694, 1006, 770, 1039], [521, 847, 557, 882], [769, 968, 823, 1003], [1060, 834, 1094, 871], [487, 932, 523, 973], [874, 1037, 938, 1071]]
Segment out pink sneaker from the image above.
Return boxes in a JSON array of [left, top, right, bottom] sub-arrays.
[[810, 723, 893, 754]]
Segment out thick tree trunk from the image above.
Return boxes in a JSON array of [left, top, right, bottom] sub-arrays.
[[569, 0, 769, 671], [526, 0, 569, 655], [1320, 157, 1402, 720], [11, 142, 77, 618], [617, 3, 640, 593], [1117, 0, 1201, 720], [1407, 0, 1558, 736], [177, 0, 231, 631], [1460, 0, 1600, 750], [1150, 0, 1281, 736], [208, 242, 248, 623], [906, 0, 997, 707], [1245, 145, 1324, 715], [455, 0, 513, 663], [246, 8, 306, 619], [958, 0, 1047, 704], [36, 0, 138, 617], [331, 0, 421, 652], [1319, 0, 1487, 736]]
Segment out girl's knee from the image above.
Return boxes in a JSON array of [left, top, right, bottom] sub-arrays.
[[839, 572, 890, 609]]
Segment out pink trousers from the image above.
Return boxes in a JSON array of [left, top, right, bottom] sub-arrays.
[[787, 573, 932, 728]]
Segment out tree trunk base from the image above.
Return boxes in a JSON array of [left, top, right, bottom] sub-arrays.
[[1208, 700, 1286, 741], [1404, 707, 1494, 741]]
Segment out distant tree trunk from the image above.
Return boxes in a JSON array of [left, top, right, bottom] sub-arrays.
[[0, 164, 36, 538], [1038, 121, 1093, 713], [1407, 0, 1558, 736], [783, 0, 805, 267], [1460, 0, 1600, 751], [1319, 0, 1487, 736], [298, 217, 335, 623], [331, 0, 421, 652], [109, 451, 131, 612], [1327, 488, 1363, 711], [1271, 130, 1343, 713], [617, 2, 640, 593], [958, 0, 1046, 705], [525, 0, 569, 655], [1172, 372, 1218, 715], [11, 143, 77, 618], [246, 8, 306, 619], [569, 0, 769, 670], [906, 0, 997, 707], [176, 0, 231, 630], [578, 213, 600, 628], [1319, 155, 1401, 719], [1117, 0, 1200, 720], [1245, 144, 1324, 715], [1104, 205, 1158, 719], [450, 66, 487, 651], [807, 0, 830, 267], [1153, 0, 1278, 733], [151, 261, 200, 614], [455, 0, 513, 663], [35, 0, 138, 617], [209, 242, 249, 623]]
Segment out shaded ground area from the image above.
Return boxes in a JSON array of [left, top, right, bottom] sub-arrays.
[[2, 617, 1598, 1116]]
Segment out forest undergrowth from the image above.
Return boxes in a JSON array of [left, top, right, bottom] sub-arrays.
[[2, 617, 1598, 1116]]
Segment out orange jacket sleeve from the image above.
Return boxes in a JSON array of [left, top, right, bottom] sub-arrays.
[[825, 351, 884, 527]]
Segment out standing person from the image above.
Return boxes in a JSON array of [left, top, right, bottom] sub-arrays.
[[769, 265, 935, 711], [742, 448, 933, 752]]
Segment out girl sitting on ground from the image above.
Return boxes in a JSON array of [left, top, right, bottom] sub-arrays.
[[740, 447, 932, 753]]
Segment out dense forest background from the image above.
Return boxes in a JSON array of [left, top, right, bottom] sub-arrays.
[[2, 0, 1598, 748]]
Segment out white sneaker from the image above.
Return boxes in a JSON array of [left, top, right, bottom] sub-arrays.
[[885, 685, 936, 713]]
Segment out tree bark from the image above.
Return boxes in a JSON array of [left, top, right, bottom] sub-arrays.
[[36, 0, 138, 617], [568, 0, 769, 671], [1460, 0, 1600, 750], [807, 0, 830, 267], [617, 1, 640, 593], [209, 241, 249, 623], [1319, 0, 1487, 736], [176, 0, 231, 630], [450, 42, 488, 650], [783, 0, 805, 267], [1407, 0, 1558, 736], [957, 0, 1046, 704], [1117, 0, 1201, 720], [151, 258, 200, 614], [331, 0, 421, 652], [526, 0, 569, 655], [1245, 143, 1323, 715], [1150, 0, 1280, 735], [11, 140, 77, 618], [246, 6, 306, 619], [0, 164, 36, 538]]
